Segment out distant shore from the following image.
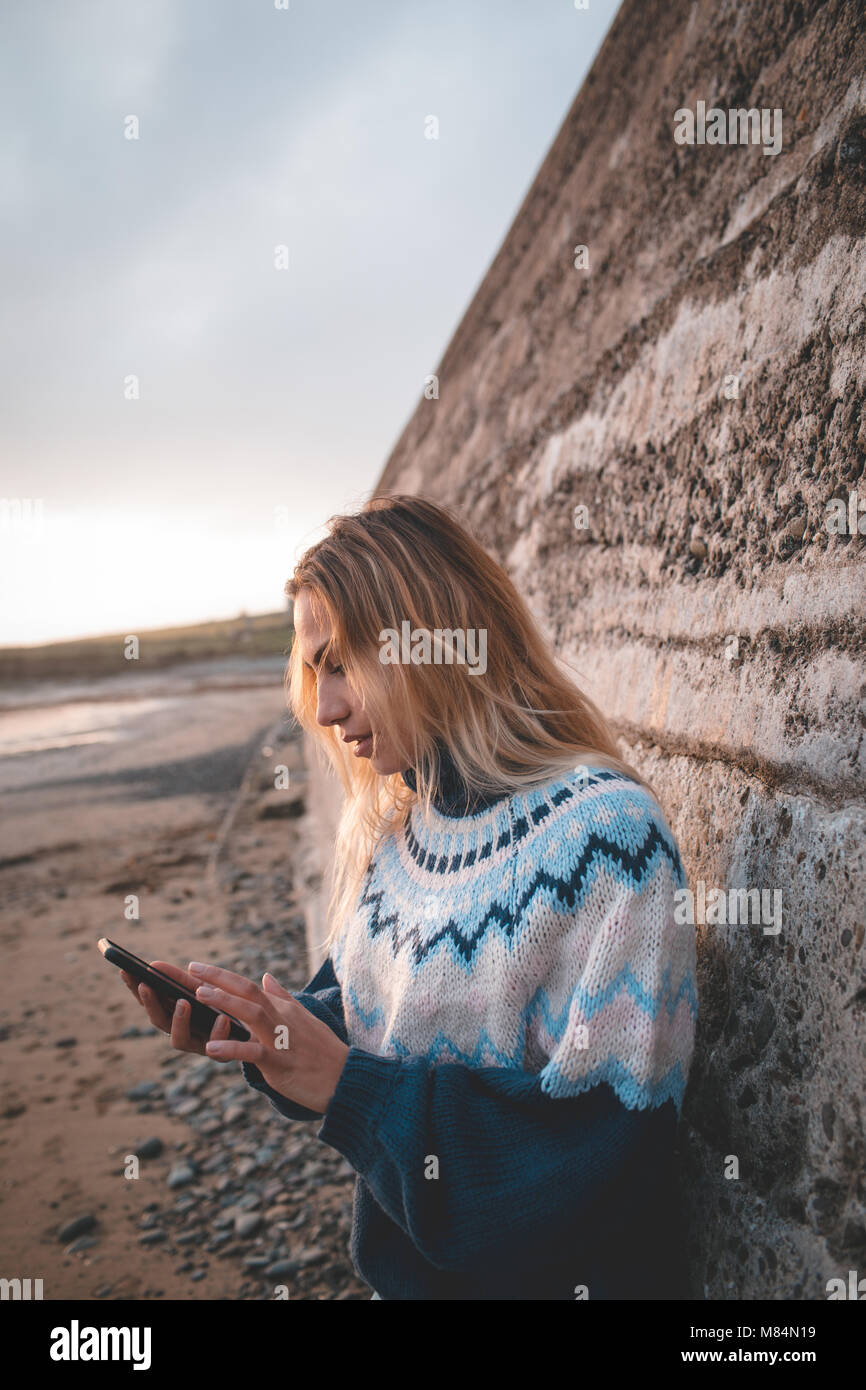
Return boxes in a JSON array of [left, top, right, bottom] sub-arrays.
[[0, 610, 292, 687]]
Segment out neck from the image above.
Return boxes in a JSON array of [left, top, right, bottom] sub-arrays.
[[400, 739, 509, 818]]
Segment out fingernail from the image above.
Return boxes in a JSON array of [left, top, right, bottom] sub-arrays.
[[196, 985, 215, 998], [206, 1041, 226, 1056], [188, 962, 206, 974]]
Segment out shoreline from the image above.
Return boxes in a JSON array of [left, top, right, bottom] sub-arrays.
[[0, 669, 367, 1301]]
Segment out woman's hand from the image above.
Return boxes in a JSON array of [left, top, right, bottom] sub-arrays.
[[187, 961, 350, 1115], [119, 960, 236, 1059]]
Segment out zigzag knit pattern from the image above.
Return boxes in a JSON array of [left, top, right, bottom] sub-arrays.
[[332, 765, 698, 1114]]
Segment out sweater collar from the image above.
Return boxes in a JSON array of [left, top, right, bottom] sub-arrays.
[[400, 739, 510, 819]]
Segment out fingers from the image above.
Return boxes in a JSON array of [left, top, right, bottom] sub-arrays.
[[119, 969, 176, 1035], [120, 965, 236, 1063], [137, 982, 176, 1034], [204, 1036, 269, 1066], [192, 981, 274, 1039], [262, 972, 293, 1000], [119, 969, 142, 1000], [119, 964, 199, 1038], [169, 998, 207, 1056], [149, 959, 201, 993], [187, 961, 262, 1002], [209, 1010, 232, 1044]]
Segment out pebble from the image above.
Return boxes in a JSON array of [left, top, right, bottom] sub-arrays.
[[140, 1230, 167, 1245], [167, 1163, 196, 1189], [297, 1246, 327, 1266], [201, 1154, 229, 1175], [66, 1235, 99, 1254], [135, 1137, 164, 1160], [172, 1098, 202, 1117], [55, 1037, 78, 1048], [235, 1212, 261, 1238], [58, 1214, 97, 1242], [265, 1205, 293, 1222], [127, 1081, 160, 1101]]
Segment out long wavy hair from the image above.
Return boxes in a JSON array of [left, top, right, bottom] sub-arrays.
[[285, 493, 654, 951]]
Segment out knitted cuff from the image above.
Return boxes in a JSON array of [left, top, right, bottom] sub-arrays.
[[241, 1060, 322, 1121], [317, 1046, 402, 1170], [242, 1060, 267, 1090]]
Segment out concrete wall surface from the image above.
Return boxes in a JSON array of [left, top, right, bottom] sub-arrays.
[[303, 0, 866, 1298]]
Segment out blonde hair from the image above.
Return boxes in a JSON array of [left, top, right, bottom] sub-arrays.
[[285, 493, 654, 953]]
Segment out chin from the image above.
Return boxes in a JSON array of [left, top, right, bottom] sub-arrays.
[[370, 750, 400, 776]]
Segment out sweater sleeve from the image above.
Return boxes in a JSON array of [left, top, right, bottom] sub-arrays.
[[314, 1048, 678, 1276], [241, 954, 347, 1122]]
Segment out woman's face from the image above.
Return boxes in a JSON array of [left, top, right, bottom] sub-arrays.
[[293, 588, 409, 776]]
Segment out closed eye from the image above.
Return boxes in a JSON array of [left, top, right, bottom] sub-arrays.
[[304, 657, 343, 676]]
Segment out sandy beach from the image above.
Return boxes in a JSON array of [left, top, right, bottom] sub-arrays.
[[0, 657, 369, 1301]]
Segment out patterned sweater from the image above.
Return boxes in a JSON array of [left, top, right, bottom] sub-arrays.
[[243, 749, 698, 1300]]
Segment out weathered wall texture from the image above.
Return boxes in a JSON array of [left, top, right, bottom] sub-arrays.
[[304, 0, 866, 1298]]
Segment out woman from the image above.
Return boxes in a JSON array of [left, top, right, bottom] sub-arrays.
[[123, 493, 698, 1301]]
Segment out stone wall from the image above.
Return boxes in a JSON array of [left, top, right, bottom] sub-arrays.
[[304, 0, 866, 1298]]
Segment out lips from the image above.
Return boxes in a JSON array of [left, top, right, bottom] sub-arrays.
[[343, 732, 373, 757]]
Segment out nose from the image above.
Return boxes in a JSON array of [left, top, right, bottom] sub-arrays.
[[315, 680, 351, 731]]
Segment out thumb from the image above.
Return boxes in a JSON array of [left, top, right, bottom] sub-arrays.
[[262, 971, 293, 999]]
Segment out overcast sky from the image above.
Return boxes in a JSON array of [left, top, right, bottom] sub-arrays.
[[0, 0, 619, 646]]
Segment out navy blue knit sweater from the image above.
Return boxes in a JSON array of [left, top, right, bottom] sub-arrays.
[[243, 749, 696, 1300]]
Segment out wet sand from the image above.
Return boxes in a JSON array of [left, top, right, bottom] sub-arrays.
[[0, 663, 368, 1300]]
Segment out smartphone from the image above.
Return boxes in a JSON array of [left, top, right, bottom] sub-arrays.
[[97, 937, 250, 1042]]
